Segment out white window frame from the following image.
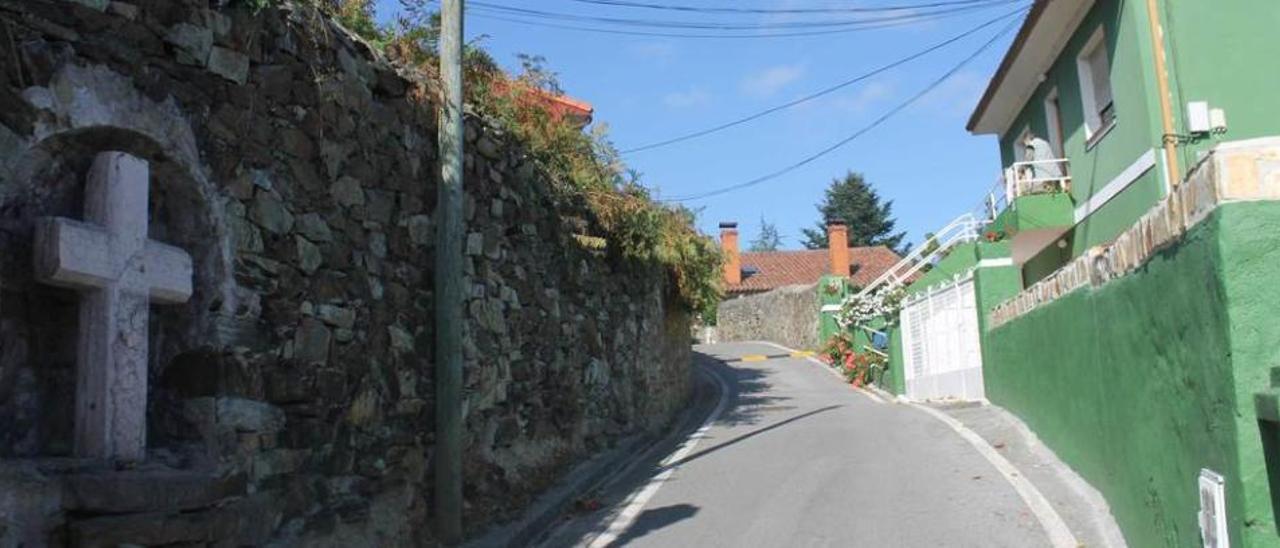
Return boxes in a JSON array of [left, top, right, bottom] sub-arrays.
[[1076, 26, 1115, 146], [1043, 88, 1065, 158]]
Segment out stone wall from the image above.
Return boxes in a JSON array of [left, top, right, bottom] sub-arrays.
[[0, 1, 691, 545], [716, 284, 820, 350]]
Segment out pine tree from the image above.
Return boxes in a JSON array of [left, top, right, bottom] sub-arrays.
[[749, 217, 783, 252], [801, 171, 906, 252]]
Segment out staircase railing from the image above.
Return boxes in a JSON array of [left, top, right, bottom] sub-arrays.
[[850, 212, 984, 300]]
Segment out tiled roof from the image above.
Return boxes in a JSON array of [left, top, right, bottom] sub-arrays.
[[728, 246, 903, 294]]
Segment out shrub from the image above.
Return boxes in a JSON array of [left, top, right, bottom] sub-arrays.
[[820, 333, 889, 388]]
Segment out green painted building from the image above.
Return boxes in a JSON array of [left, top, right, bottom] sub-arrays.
[[968, 0, 1280, 285], [953, 1, 1280, 546]]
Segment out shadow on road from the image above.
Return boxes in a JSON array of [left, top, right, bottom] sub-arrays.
[[610, 504, 699, 546], [694, 351, 788, 428], [671, 404, 841, 469], [538, 350, 840, 547]]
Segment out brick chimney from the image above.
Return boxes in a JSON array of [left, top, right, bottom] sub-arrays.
[[827, 219, 849, 277], [720, 222, 741, 286]]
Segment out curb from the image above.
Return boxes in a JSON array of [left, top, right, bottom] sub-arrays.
[[906, 402, 1080, 548], [465, 360, 724, 548], [752, 340, 1078, 548], [752, 340, 886, 404]]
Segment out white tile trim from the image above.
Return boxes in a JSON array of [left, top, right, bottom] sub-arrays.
[[1072, 148, 1157, 224], [977, 257, 1015, 269]]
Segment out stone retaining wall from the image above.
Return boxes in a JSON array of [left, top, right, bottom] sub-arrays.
[[0, 1, 691, 545], [716, 284, 820, 351]]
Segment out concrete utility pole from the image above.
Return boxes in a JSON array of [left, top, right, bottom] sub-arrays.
[[435, 0, 465, 543]]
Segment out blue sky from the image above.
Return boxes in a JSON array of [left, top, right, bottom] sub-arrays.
[[374, 0, 1024, 250]]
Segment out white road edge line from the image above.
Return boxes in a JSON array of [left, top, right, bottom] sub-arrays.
[[906, 402, 1080, 548], [753, 341, 885, 404], [587, 362, 731, 548]]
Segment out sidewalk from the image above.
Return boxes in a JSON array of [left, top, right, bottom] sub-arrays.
[[927, 401, 1129, 548]]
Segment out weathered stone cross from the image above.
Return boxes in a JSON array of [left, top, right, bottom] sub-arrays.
[[34, 151, 193, 461]]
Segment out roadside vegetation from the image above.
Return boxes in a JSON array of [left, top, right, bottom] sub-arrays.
[[237, 0, 724, 317]]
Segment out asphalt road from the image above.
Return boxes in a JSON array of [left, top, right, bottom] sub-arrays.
[[540, 341, 1053, 548]]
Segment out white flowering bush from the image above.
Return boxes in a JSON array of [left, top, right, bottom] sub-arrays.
[[836, 285, 905, 328]]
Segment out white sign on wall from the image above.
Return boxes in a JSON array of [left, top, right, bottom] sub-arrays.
[[1199, 469, 1229, 548]]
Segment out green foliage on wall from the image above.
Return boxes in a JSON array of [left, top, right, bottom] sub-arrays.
[[238, 0, 723, 313]]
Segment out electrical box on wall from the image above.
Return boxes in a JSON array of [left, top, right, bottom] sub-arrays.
[[1199, 469, 1229, 548], [1210, 108, 1228, 134], [1188, 101, 1212, 134]]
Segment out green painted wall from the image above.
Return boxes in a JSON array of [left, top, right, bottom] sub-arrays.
[[1161, 1, 1280, 171], [983, 204, 1280, 547], [905, 242, 979, 295], [817, 275, 850, 344], [1005, 194, 1075, 235], [1214, 202, 1280, 546], [1021, 238, 1066, 286], [1071, 170, 1163, 252], [886, 326, 905, 395]]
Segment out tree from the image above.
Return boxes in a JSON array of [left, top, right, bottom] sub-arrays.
[[516, 53, 563, 95], [749, 217, 783, 252], [801, 171, 906, 252]]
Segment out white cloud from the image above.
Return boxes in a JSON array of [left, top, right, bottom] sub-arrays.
[[833, 80, 896, 113], [663, 87, 712, 109], [920, 70, 988, 116], [740, 64, 806, 97], [629, 41, 677, 63]]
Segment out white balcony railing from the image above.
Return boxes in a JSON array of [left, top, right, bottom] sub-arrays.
[[1006, 158, 1071, 201]]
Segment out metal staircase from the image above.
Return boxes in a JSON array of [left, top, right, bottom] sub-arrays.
[[850, 212, 984, 300]]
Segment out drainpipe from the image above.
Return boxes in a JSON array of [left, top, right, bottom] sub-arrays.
[[1145, 0, 1181, 186]]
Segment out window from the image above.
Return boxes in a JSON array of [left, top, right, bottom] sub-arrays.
[[1076, 27, 1115, 143], [1043, 88, 1065, 158]]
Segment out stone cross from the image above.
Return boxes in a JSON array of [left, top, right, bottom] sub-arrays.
[[34, 152, 193, 461]]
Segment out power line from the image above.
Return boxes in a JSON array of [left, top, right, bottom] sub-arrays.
[[468, 0, 1018, 30], [566, 0, 1007, 15], [665, 14, 1025, 202], [468, 6, 1004, 39], [621, 8, 1025, 154]]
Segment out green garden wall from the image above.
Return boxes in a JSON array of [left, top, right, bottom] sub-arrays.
[[984, 203, 1280, 547], [886, 326, 905, 395], [1215, 203, 1280, 546], [818, 275, 850, 344]]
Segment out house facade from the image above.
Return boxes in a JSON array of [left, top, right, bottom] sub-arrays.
[[969, 0, 1280, 284], [712, 220, 903, 350], [855, 1, 1280, 547], [720, 220, 902, 297]]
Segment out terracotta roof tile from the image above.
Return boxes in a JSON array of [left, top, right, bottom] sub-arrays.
[[728, 246, 903, 294]]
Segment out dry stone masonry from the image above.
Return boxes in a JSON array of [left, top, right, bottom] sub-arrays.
[[0, 1, 692, 545], [717, 283, 821, 351]]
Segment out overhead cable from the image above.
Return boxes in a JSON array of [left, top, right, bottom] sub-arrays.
[[622, 7, 1027, 154], [665, 15, 1025, 202], [566, 0, 1010, 15]]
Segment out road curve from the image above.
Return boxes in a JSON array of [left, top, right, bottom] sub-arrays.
[[542, 341, 1053, 548]]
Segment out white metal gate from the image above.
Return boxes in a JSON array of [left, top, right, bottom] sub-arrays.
[[900, 274, 985, 401]]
